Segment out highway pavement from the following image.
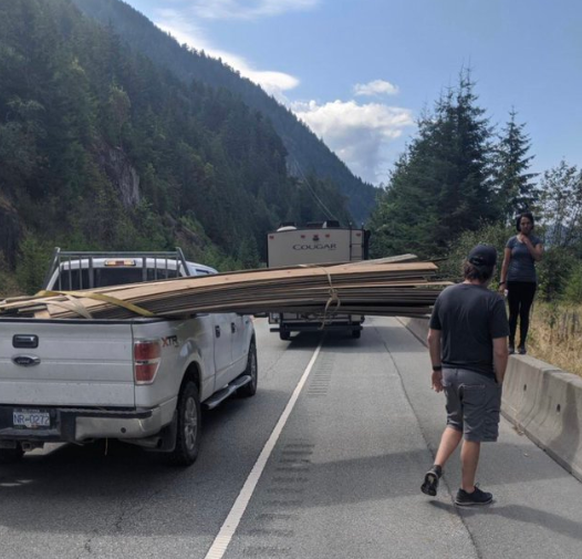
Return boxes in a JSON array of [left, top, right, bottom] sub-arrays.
[[1, 317, 581, 558]]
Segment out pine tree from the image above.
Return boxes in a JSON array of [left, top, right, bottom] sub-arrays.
[[369, 70, 496, 258], [494, 109, 538, 222], [538, 160, 582, 249]]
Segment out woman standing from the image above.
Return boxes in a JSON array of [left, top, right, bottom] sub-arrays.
[[499, 212, 543, 354]]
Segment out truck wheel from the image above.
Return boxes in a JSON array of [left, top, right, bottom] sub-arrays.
[[351, 328, 361, 339], [0, 446, 24, 464], [279, 329, 290, 341], [238, 340, 258, 398], [166, 382, 201, 467]]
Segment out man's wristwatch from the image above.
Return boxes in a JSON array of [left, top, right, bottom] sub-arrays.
[[432, 365, 442, 371]]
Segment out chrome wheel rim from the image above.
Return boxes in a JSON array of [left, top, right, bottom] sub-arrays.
[[183, 396, 198, 451], [250, 348, 257, 389]]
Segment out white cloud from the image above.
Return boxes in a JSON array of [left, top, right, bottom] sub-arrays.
[[155, 9, 299, 96], [354, 79, 399, 97], [166, 0, 320, 20], [291, 100, 414, 184], [152, 8, 414, 184]]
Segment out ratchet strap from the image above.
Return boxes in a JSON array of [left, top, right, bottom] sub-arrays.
[[36, 290, 156, 318], [320, 266, 341, 326], [298, 266, 341, 327]]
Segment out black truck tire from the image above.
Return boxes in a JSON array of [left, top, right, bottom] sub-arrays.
[[0, 446, 24, 464], [238, 340, 258, 398], [166, 382, 201, 467], [279, 329, 290, 341]]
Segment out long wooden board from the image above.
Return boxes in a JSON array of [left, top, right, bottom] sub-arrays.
[[0, 259, 448, 320]]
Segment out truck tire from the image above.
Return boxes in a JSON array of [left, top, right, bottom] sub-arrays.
[[0, 446, 24, 464], [238, 339, 258, 398], [166, 382, 201, 467], [279, 329, 290, 341]]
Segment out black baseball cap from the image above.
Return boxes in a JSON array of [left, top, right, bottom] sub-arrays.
[[467, 244, 497, 268]]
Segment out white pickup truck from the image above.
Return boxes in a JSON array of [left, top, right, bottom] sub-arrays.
[[0, 249, 257, 466]]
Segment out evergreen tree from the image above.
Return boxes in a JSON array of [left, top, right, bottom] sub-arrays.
[[237, 237, 260, 269], [369, 70, 496, 258], [494, 109, 538, 222], [538, 160, 582, 249]]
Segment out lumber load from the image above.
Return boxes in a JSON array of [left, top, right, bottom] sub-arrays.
[[0, 259, 448, 321]]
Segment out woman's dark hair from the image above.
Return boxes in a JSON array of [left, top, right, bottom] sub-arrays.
[[516, 212, 535, 232], [463, 261, 494, 282]]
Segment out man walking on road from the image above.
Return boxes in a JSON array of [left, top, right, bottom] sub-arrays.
[[421, 244, 509, 506]]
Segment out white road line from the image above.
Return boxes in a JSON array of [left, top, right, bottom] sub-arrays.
[[204, 340, 323, 559]]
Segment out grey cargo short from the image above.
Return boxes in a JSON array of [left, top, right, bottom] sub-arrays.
[[442, 368, 502, 442]]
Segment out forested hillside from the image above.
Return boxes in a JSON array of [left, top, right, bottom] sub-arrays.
[[0, 0, 352, 291], [69, 0, 377, 224]]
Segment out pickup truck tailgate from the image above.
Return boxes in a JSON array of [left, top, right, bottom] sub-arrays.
[[0, 320, 135, 407]]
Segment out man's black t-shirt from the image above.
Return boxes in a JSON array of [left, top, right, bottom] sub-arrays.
[[429, 283, 509, 377]]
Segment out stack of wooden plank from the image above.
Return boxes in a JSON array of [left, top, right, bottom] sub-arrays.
[[0, 259, 449, 320]]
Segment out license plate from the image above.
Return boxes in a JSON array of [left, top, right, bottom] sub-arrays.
[[13, 409, 50, 429]]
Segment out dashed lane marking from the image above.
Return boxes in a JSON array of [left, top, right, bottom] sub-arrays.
[[204, 340, 323, 559]]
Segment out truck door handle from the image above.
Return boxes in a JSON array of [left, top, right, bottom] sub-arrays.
[[215, 325, 221, 338], [13, 334, 39, 349], [231, 322, 236, 333]]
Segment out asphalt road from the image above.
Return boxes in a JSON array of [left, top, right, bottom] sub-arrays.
[[1, 317, 581, 559]]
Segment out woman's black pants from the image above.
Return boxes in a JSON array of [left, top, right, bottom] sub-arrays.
[[507, 281, 537, 347]]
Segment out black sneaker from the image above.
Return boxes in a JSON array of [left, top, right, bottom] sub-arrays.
[[455, 486, 493, 506], [508, 344, 515, 355], [421, 466, 442, 497], [518, 345, 526, 355]]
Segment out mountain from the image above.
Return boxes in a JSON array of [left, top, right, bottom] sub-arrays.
[[70, 0, 377, 225], [0, 0, 352, 280]]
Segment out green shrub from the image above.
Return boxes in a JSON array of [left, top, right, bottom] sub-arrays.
[[0, 253, 21, 297], [15, 234, 52, 295], [439, 221, 512, 286], [536, 247, 574, 302], [563, 260, 582, 304]]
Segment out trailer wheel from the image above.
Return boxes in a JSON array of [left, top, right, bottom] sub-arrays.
[[0, 446, 24, 464], [279, 329, 290, 341], [238, 339, 258, 397], [166, 382, 201, 467]]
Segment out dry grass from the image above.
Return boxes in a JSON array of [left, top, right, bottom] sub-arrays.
[[528, 302, 582, 378]]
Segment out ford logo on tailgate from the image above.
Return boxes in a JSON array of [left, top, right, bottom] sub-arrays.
[[12, 355, 41, 367]]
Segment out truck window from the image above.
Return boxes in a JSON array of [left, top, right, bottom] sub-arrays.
[[55, 267, 180, 290]]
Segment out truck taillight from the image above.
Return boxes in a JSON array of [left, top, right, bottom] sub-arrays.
[[134, 340, 161, 384]]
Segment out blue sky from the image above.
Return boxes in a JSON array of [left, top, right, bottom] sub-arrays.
[[125, 0, 581, 186]]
